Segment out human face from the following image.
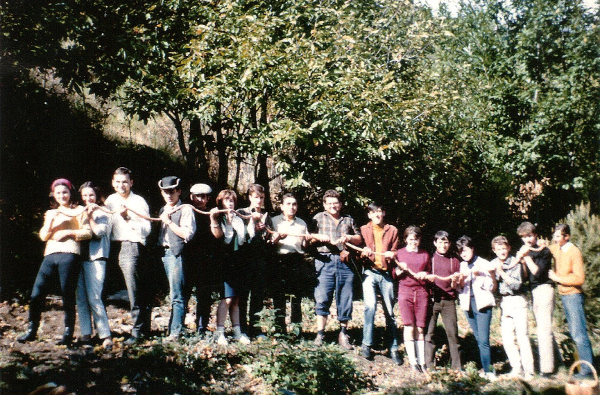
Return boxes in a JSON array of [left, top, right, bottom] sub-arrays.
[[191, 193, 209, 210], [281, 197, 298, 219], [112, 174, 133, 197], [53, 185, 71, 207], [367, 209, 385, 226], [520, 233, 537, 247], [552, 230, 569, 247], [161, 188, 181, 207], [405, 234, 421, 251], [434, 238, 450, 255], [80, 187, 97, 206], [222, 196, 236, 210], [459, 246, 474, 262], [249, 192, 264, 211], [493, 244, 511, 262], [323, 197, 341, 218]]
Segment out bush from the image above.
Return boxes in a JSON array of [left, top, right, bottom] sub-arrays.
[[251, 341, 371, 394]]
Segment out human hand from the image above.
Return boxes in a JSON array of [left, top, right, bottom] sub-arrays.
[[361, 246, 373, 257], [548, 270, 558, 283], [384, 251, 395, 259]]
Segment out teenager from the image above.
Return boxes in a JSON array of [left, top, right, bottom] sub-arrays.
[[310, 189, 361, 349], [549, 224, 595, 378], [185, 183, 216, 337], [394, 226, 431, 372], [457, 235, 496, 380], [358, 202, 400, 364], [157, 176, 196, 339], [104, 167, 152, 344], [516, 221, 555, 376], [424, 231, 462, 371], [237, 184, 271, 338], [18, 178, 91, 346], [210, 189, 251, 345], [76, 181, 113, 349], [491, 236, 534, 380], [270, 193, 311, 334]]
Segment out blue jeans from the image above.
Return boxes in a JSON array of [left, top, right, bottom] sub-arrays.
[[76, 259, 111, 339], [464, 295, 493, 372], [314, 253, 354, 321], [362, 269, 398, 351], [162, 249, 186, 336], [562, 293, 594, 375]]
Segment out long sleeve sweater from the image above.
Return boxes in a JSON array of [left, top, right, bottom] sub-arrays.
[[40, 207, 92, 256], [550, 242, 585, 295]]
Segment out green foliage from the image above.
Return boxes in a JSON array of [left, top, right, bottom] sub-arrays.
[[559, 202, 600, 345], [251, 341, 370, 394]]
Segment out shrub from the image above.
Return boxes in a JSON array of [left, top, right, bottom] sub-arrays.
[[251, 341, 371, 394]]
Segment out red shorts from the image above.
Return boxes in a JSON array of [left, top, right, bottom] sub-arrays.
[[398, 287, 430, 328]]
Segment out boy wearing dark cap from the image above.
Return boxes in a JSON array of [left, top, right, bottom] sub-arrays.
[[158, 176, 196, 339]]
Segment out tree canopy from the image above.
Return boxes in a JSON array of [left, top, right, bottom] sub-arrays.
[[2, 0, 599, 238]]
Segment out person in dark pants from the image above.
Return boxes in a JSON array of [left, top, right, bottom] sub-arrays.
[[104, 167, 152, 345], [424, 230, 462, 370], [237, 184, 272, 339], [18, 178, 92, 346], [270, 193, 311, 335], [184, 183, 218, 337]]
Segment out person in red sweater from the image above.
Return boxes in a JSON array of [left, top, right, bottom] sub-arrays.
[[394, 226, 431, 372], [424, 230, 462, 370], [359, 202, 400, 364]]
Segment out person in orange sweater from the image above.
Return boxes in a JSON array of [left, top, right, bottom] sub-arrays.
[[548, 224, 595, 378], [18, 178, 92, 346]]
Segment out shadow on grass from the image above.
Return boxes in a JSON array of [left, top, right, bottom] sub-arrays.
[[1, 342, 239, 394]]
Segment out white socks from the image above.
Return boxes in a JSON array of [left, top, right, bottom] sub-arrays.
[[405, 339, 417, 365], [416, 340, 425, 366], [233, 325, 242, 338]]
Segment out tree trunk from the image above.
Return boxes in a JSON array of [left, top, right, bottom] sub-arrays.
[[213, 103, 229, 189], [256, 92, 272, 211], [189, 117, 210, 182]]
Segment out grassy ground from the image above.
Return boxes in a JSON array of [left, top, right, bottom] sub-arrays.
[[0, 295, 594, 394]]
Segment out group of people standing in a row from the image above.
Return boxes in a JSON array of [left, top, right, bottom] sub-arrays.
[[17, 166, 595, 380]]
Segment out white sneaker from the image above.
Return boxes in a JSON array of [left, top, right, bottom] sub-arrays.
[[235, 333, 251, 345], [485, 372, 497, 381], [216, 333, 229, 346], [523, 372, 534, 380]]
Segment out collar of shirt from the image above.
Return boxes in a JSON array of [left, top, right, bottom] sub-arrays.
[[561, 241, 573, 252]]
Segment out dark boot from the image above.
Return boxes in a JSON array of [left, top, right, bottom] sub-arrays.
[[57, 327, 74, 346], [17, 322, 39, 343]]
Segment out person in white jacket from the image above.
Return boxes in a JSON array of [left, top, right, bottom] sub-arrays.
[[457, 235, 497, 379]]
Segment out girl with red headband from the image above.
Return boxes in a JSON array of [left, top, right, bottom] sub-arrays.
[[18, 178, 92, 346]]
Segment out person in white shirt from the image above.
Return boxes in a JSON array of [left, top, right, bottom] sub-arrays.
[[104, 167, 152, 344], [269, 193, 311, 334]]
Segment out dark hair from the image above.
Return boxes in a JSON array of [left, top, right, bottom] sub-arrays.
[[456, 235, 474, 253], [491, 235, 510, 248], [79, 181, 105, 204], [433, 230, 450, 242], [554, 223, 570, 236], [281, 192, 296, 202], [323, 189, 341, 203], [113, 167, 132, 178], [216, 189, 237, 209], [49, 178, 76, 208], [247, 183, 265, 197], [367, 202, 384, 213], [517, 221, 536, 236], [403, 226, 422, 241]]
